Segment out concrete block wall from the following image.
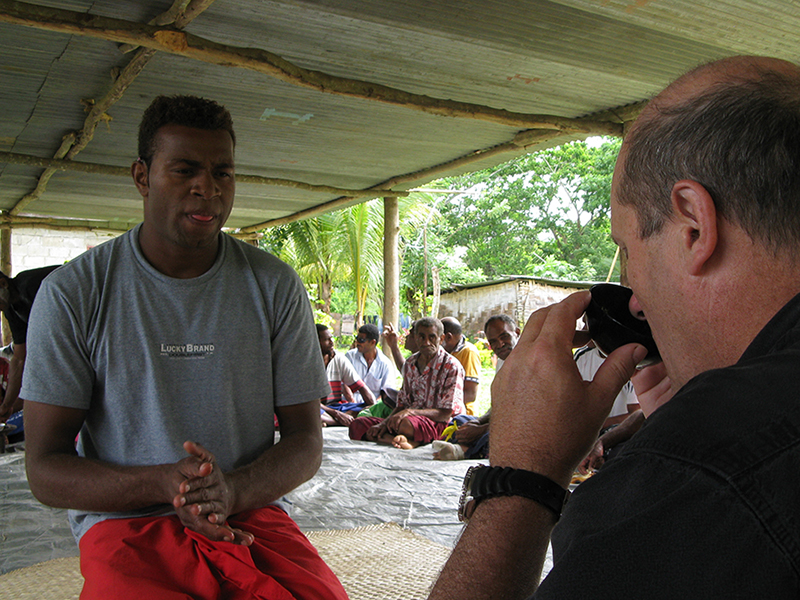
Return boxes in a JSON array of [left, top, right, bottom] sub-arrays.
[[9, 226, 122, 275], [519, 281, 577, 321], [438, 279, 587, 336]]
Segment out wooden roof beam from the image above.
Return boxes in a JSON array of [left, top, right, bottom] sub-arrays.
[[10, 47, 156, 216], [7, 0, 218, 216], [0, 151, 408, 199]]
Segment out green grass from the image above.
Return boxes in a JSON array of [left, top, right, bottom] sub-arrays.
[[471, 365, 495, 417]]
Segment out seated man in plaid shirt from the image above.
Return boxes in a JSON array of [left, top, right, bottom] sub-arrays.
[[348, 317, 465, 449]]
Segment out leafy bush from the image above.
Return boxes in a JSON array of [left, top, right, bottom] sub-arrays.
[[477, 346, 495, 370]]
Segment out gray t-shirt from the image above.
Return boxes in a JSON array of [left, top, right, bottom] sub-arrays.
[[22, 225, 329, 541]]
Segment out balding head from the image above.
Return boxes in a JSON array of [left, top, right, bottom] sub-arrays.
[[616, 56, 800, 253], [441, 317, 463, 353], [441, 317, 462, 337]]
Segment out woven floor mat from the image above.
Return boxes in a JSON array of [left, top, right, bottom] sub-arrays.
[[0, 522, 451, 600], [308, 522, 451, 599]]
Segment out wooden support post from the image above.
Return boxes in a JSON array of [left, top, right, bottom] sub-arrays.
[[382, 196, 399, 357], [1, 227, 11, 345]]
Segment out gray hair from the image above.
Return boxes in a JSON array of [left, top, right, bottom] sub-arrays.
[[484, 314, 517, 332], [416, 317, 443, 337], [618, 67, 800, 252]]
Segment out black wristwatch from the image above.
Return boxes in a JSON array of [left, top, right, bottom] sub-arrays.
[[458, 465, 570, 523]]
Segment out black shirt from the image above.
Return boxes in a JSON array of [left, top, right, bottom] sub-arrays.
[[535, 293, 800, 599], [4, 265, 60, 344]]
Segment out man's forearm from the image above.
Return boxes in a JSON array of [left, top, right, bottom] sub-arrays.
[[389, 343, 406, 371], [228, 429, 321, 513], [361, 384, 375, 405], [228, 402, 323, 514], [463, 380, 478, 406], [430, 496, 554, 600], [352, 382, 375, 406], [27, 451, 174, 512], [3, 348, 25, 414], [25, 400, 175, 512], [341, 382, 356, 403]]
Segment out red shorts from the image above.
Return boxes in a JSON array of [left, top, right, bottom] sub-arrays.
[[78, 505, 349, 600], [348, 415, 447, 444]]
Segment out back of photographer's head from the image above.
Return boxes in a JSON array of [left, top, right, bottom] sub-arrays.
[[618, 57, 800, 255]]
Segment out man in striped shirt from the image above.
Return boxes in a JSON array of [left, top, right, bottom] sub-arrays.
[[317, 323, 374, 426]]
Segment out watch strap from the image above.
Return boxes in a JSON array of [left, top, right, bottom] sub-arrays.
[[460, 465, 570, 521]]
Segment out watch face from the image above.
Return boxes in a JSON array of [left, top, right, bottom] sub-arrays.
[[458, 465, 481, 523], [458, 498, 476, 523]]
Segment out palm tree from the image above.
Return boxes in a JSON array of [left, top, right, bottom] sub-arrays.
[[261, 193, 441, 324], [395, 191, 443, 317], [262, 212, 343, 314], [340, 200, 384, 326]]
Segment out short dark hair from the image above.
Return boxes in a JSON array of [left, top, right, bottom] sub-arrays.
[[485, 314, 517, 332], [137, 95, 236, 167], [441, 317, 462, 337], [358, 324, 380, 342], [416, 317, 443, 337], [619, 67, 800, 252], [315, 323, 329, 336]]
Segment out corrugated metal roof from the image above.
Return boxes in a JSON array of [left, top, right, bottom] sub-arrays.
[[0, 0, 798, 232]]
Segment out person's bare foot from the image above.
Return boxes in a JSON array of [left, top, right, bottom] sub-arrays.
[[432, 440, 465, 460], [392, 434, 414, 449]]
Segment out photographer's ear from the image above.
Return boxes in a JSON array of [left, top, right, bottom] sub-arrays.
[[670, 180, 718, 276]]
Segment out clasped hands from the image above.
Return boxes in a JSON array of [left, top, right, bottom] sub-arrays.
[[169, 440, 254, 546], [364, 408, 414, 441]]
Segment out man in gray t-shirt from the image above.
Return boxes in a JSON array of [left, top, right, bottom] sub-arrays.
[[22, 96, 347, 599]]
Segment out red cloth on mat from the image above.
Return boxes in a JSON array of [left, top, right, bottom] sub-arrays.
[[348, 415, 447, 444], [348, 416, 380, 441], [78, 505, 349, 600]]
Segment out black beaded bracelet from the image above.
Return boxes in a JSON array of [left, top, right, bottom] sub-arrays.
[[458, 465, 570, 523]]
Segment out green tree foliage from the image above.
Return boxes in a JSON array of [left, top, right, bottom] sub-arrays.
[[396, 192, 484, 317], [341, 201, 384, 324], [260, 212, 343, 314], [260, 137, 622, 321], [438, 138, 622, 281], [260, 201, 385, 325]]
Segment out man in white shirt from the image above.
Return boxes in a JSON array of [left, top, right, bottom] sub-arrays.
[[317, 324, 374, 426], [346, 324, 398, 401]]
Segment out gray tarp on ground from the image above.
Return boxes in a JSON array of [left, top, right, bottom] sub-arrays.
[[0, 427, 554, 577]]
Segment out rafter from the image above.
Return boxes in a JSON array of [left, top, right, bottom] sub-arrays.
[[10, 47, 156, 216], [119, 0, 216, 53], [7, 0, 216, 216], [0, 151, 408, 199]]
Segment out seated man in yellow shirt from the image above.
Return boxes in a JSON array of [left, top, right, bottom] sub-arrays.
[[441, 317, 481, 415]]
